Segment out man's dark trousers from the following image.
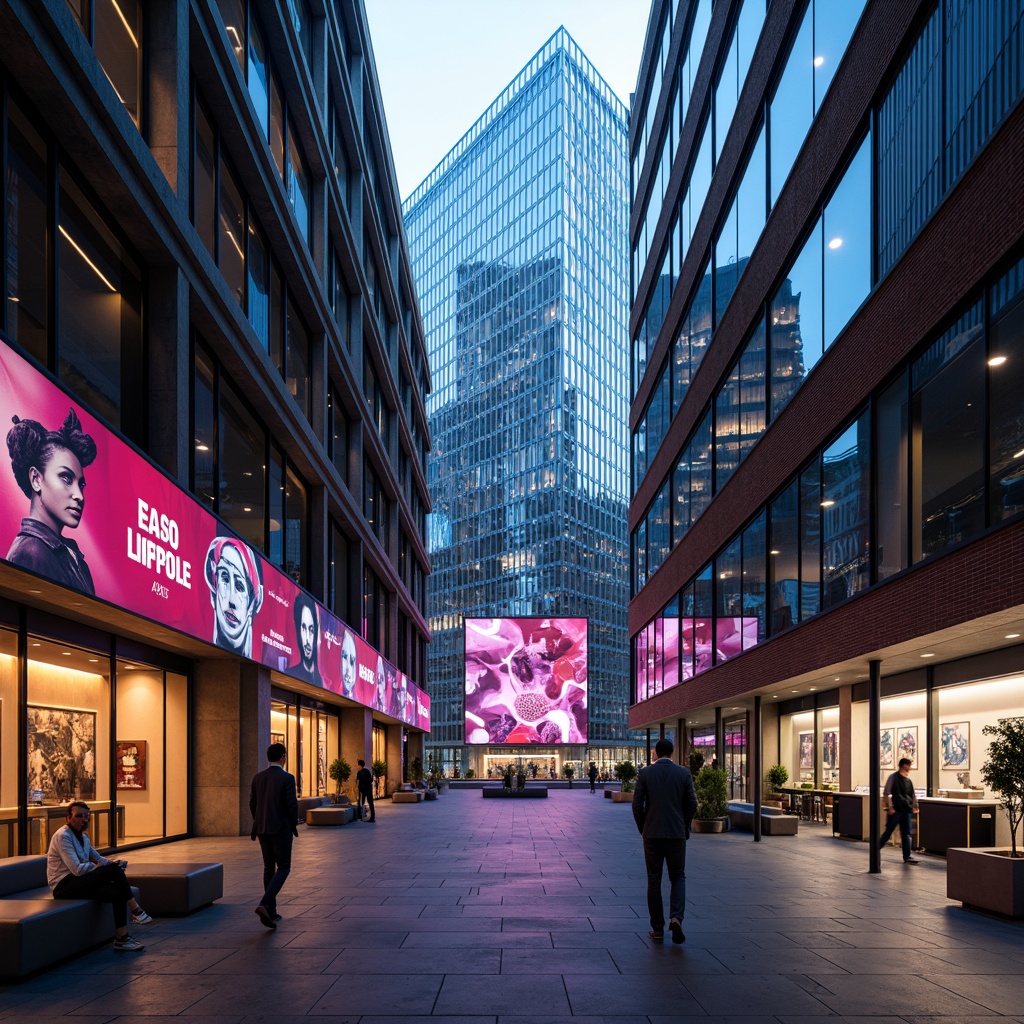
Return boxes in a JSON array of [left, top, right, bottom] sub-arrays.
[[54, 863, 133, 927], [257, 830, 292, 915], [643, 838, 686, 930]]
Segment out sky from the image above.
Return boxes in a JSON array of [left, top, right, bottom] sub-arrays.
[[364, 0, 653, 201]]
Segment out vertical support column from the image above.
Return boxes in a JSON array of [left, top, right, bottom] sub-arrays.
[[715, 706, 724, 769], [386, 724, 404, 794], [340, 707, 372, 802], [925, 665, 935, 796], [677, 718, 685, 764], [147, 0, 189, 195], [839, 684, 853, 791], [753, 696, 762, 842], [645, 729, 652, 765], [869, 659, 881, 874], [658, 722, 665, 740]]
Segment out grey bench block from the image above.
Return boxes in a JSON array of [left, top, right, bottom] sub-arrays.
[[124, 862, 223, 915]]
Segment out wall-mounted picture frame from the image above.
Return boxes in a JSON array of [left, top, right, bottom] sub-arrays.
[[115, 740, 147, 790], [799, 731, 814, 769], [897, 726, 918, 768], [26, 705, 97, 804], [822, 730, 839, 770], [941, 721, 969, 769], [879, 728, 895, 770]]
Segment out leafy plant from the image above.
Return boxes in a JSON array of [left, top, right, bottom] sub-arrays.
[[372, 759, 388, 797], [766, 763, 789, 791], [561, 763, 575, 787], [614, 760, 638, 793], [465, 768, 475, 779], [427, 757, 446, 789], [328, 757, 351, 798], [694, 766, 728, 820], [981, 716, 1024, 857], [688, 750, 705, 775]]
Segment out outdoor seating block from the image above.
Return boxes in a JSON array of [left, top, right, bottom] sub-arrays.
[[482, 786, 548, 798], [392, 792, 422, 802], [727, 802, 798, 835], [124, 862, 223, 915], [306, 806, 355, 825]]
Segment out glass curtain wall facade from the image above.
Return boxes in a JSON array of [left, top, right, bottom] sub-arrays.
[[405, 30, 638, 773], [629, 0, 1024, 789]]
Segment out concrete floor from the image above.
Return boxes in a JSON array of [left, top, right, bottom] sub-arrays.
[[2, 788, 1022, 1023]]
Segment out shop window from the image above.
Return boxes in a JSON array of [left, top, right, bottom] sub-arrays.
[[988, 259, 1024, 524], [57, 170, 143, 440], [692, 563, 714, 675], [4, 101, 49, 365], [822, 413, 870, 608], [715, 536, 741, 659], [912, 305, 985, 561], [799, 461, 821, 621], [220, 375, 267, 552], [769, 479, 799, 633]]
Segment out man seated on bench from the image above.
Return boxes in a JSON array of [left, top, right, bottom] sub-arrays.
[[47, 801, 152, 952]]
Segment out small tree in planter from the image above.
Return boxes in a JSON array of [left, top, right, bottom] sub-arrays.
[[766, 763, 789, 793], [692, 766, 729, 832], [688, 750, 705, 776], [372, 759, 388, 797], [981, 716, 1024, 858], [614, 760, 638, 792], [465, 768, 476, 779], [427, 757, 446, 792], [328, 757, 351, 802], [561, 763, 575, 788]]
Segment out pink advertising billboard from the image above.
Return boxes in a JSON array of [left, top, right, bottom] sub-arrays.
[[0, 335, 428, 731], [464, 617, 587, 744]]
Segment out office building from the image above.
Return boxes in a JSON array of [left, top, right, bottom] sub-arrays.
[[629, 0, 1024, 824], [0, 0, 430, 858], [405, 29, 638, 778]]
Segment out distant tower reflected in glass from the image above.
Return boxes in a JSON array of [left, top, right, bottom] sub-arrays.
[[404, 28, 635, 772]]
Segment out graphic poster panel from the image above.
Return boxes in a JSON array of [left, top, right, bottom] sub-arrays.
[[464, 617, 587, 745]]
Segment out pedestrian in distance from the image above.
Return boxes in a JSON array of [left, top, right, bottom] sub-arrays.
[[588, 761, 598, 793], [877, 757, 919, 864], [250, 742, 299, 928], [631, 737, 697, 944], [47, 801, 152, 951], [356, 759, 376, 822]]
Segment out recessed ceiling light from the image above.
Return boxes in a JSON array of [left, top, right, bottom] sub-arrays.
[[813, 55, 825, 67], [791, 689, 798, 693], [1005, 633, 1021, 639], [89, 658, 99, 663], [62, 651, 71, 657], [920, 652, 935, 658], [820, 499, 835, 508], [988, 355, 1007, 366], [809, 687, 817, 691], [770, 549, 780, 555], [28, 589, 41, 594], [828, 237, 843, 250], [31, 642, 41, 647], [834, 677, 840, 681]]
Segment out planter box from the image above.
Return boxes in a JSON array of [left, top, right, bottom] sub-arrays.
[[691, 817, 727, 834], [610, 791, 633, 803], [947, 847, 1024, 918]]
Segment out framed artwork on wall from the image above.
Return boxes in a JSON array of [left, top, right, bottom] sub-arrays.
[[115, 740, 147, 790], [879, 728, 895, 770], [941, 722, 969, 768], [271, 732, 285, 747], [26, 705, 97, 804], [799, 731, 814, 769], [897, 727, 918, 768], [822, 730, 839, 770]]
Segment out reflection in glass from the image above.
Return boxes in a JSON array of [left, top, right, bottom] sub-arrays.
[[822, 414, 869, 608], [989, 260, 1024, 523], [875, 371, 908, 580]]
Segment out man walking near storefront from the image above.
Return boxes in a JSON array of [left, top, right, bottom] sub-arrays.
[[250, 742, 298, 928], [356, 759, 375, 822], [632, 738, 697, 944], [47, 801, 152, 951], [877, 757, 919, 864]]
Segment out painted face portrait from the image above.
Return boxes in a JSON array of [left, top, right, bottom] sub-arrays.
[[30, 449, 86, 533], [341, 630, 357, 697], [205, 536, 263, 658], [299, 605, 316, 666], [375, 656, 386, 709]]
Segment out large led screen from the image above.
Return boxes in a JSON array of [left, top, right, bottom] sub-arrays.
[[464, 617, 587, 744], [0, 334, 428, 731]]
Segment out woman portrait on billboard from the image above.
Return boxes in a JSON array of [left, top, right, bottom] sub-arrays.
[[204, 535, 264, 658], [6, 409, 98, 595], [340, 629, 358, 698]]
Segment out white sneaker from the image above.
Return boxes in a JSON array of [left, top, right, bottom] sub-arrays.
[[132, 908, 153, 924], [114, 935, 145, 951]]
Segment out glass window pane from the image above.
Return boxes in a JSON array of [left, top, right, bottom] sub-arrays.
[[714, 199, 738, 327], [690, 411, 713, 524], [737, 123, 766, 265], [715, 27, 738, 161], [287, 126, 311, 244], [823, 134, 871, 347], [739, 319, 766, 462], [193, 102, 217, 259], [989, 270, 1024, 524], [822, 413, 869, 608], [219, 157, 246, 307], [769, 2, 812, 205], [270, 76, 285, 180], [220, 378, 266, 552], [269, 445, 284, 567], [192, 343, 216, 508], [769, 480, 798, 633], [95, 0, 141, 125], [673, 449, 690, 544], [217, 0, 245, 70], [248, 216, 269, 348], [715, 363, 740, 491], [876, 371, 908, 580], [5, 102, 49, 364], [286, 297, 311, 420], [742, 510, 766, 646], [248, 15, 269, 137], [813, 0, 866, 108], [716, 535, 741, 659], [799, 461, 821, 621], [284, 463, 308, 585], [270, 263, 284, 373]]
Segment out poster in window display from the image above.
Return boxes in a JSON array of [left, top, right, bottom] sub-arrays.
[[879, 728, 895, 770], [798, 731, 814, 769], [115, 740, 147, 790], [897, 727, 918, 769], [821, 730, 839, 770], [26, 705, 97, 804], [941, 722, 969, 768], [464, 617, 587, 744], [0, 331, 430, 733]]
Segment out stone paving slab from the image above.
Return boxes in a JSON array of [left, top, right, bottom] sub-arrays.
[[1, 789, 1022, 1023]]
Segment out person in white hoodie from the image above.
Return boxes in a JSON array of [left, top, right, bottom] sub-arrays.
[[47, 801, 152, 951]]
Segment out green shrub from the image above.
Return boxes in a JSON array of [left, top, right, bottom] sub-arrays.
[[613, 760, 637, 793], [694, 766, 728, 820]]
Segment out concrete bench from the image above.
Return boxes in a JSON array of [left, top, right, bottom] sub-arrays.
[[124, 862, 223, 915], [727, 802, 798, 835], [481, 786, 548, 798], [0, 855, 139, 979], [306, 805, 356, 825], [392, 791, 422, 803]]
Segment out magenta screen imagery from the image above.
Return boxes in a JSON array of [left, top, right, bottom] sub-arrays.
[[464, 617, 588, 744], [0, 334, 428, 731]]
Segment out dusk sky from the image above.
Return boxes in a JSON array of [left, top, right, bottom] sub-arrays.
[[364, 0, 653, 200]]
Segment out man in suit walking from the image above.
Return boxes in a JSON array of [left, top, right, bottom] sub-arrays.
[[250, 742, 298, 928], [632, 738, 698, 944], [356, 759, 375, 822]]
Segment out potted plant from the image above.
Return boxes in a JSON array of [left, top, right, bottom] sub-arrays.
[[328, 757, 351, 802], [692, 766, 729, 833], [372, 758, 388, 798], [561, 763, 575, 788], [427, 757, 445, 794], [765, 763, 789, 810], [465, 768, 475, 779], [611, 760, 637, 803], [688, 750, 705, 775], [947, 716, 1024, 917]]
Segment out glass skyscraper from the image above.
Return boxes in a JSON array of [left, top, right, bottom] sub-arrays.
[[404, 28, 638, 776]]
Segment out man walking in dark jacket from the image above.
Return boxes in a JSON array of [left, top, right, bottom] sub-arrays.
[[356, 759, 375, 822], [632, 738, 698, 944], [250, 742, 298, 928]]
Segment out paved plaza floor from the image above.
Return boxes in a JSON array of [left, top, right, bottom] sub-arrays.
[[2, 787, 1022, 1023]]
